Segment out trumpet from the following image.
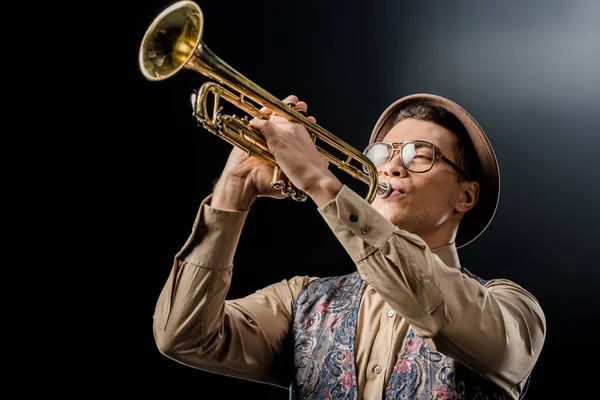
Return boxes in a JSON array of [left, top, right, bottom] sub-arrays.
[[139, 0, 391, 202]]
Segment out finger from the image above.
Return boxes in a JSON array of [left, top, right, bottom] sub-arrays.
[[267, 113, 315, 125], [259, 106, 274, 116], [294, 101, 308, 116], [249, 118, 277, 140], [261, 96, 300, 121], [282, 95, 299, 108], [280, 95, 299, 120], [294, 101, 308, 110], [268, 114, 290, 125]]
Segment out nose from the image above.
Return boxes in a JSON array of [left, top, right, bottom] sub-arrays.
[[380, 151, 407, 178]]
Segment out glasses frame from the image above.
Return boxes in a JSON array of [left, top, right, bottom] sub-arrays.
[[364, 140, 471, 180]]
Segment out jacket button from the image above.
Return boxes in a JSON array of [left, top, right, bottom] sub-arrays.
[[360, 225, 368, 235], [373, 365, 382, 374], [349, 213, 359, 222]]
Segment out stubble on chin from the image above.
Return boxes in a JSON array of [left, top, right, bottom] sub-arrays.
[[374, 201, 405, 228], [376, 203, 428, 236]]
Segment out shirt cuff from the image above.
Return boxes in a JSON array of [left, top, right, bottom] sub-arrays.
[[178, 194, 249, 270], [317, 185, 396, 262]]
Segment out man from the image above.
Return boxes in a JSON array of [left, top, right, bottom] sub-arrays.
[[152, 93, 546, 399]]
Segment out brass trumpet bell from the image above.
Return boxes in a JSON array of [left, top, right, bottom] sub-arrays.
[[139, 1, 391, 202]]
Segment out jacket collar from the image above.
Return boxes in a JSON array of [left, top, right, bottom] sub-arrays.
[[431, 242, 461, 270]]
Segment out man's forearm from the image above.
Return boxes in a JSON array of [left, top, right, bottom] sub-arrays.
[[306, 171, 343, 207], [153, 194, 248, 334], [211, 175, 257, 211]]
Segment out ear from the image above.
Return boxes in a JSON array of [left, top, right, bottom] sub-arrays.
[[455, 180, 479, 214]]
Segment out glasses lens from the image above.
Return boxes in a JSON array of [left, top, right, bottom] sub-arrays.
[[363, 143, 392, 173], [402, 142, 435, 172]]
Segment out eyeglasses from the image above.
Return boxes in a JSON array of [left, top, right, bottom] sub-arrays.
[[363, 140, 470, 180]]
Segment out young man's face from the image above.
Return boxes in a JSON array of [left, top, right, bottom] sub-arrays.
[[371, 118, 466, 238]]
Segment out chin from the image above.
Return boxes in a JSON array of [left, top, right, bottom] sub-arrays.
[[375, 203, 406, 225]]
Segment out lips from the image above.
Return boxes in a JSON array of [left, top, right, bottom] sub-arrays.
[[388, 182, 406, 194], [379, 181, 406, 199]]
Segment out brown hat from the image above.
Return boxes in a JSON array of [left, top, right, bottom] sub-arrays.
[[369, 93, 500, 248]]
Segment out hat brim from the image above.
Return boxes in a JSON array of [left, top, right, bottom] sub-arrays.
[[369, 93, 500, 248]]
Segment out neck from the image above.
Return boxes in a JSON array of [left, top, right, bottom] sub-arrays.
[[413, 218, 459, 250]]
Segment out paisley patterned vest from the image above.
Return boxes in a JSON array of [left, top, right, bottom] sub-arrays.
[[289, 271, 513, 400]]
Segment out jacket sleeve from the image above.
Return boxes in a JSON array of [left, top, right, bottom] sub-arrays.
[[153, 195, 313, 388], [317, 185, 547, 395]]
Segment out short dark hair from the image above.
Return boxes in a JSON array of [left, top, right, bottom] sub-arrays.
[[393, 103, 481, 182]]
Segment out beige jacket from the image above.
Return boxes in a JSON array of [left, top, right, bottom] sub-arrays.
[[153, 185, 546, 399]]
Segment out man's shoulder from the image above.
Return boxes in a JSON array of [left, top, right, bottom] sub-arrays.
[[461, 270, 544, 310], [461, 267, 490, 285]]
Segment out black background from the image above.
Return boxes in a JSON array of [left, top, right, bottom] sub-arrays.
[[96, 0, 600, 398]]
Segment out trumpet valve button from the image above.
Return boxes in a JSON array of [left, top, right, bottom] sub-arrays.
[[292, 192, 308, 202], [282, 187, 296, 196], [271, 180, 285, 190]]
